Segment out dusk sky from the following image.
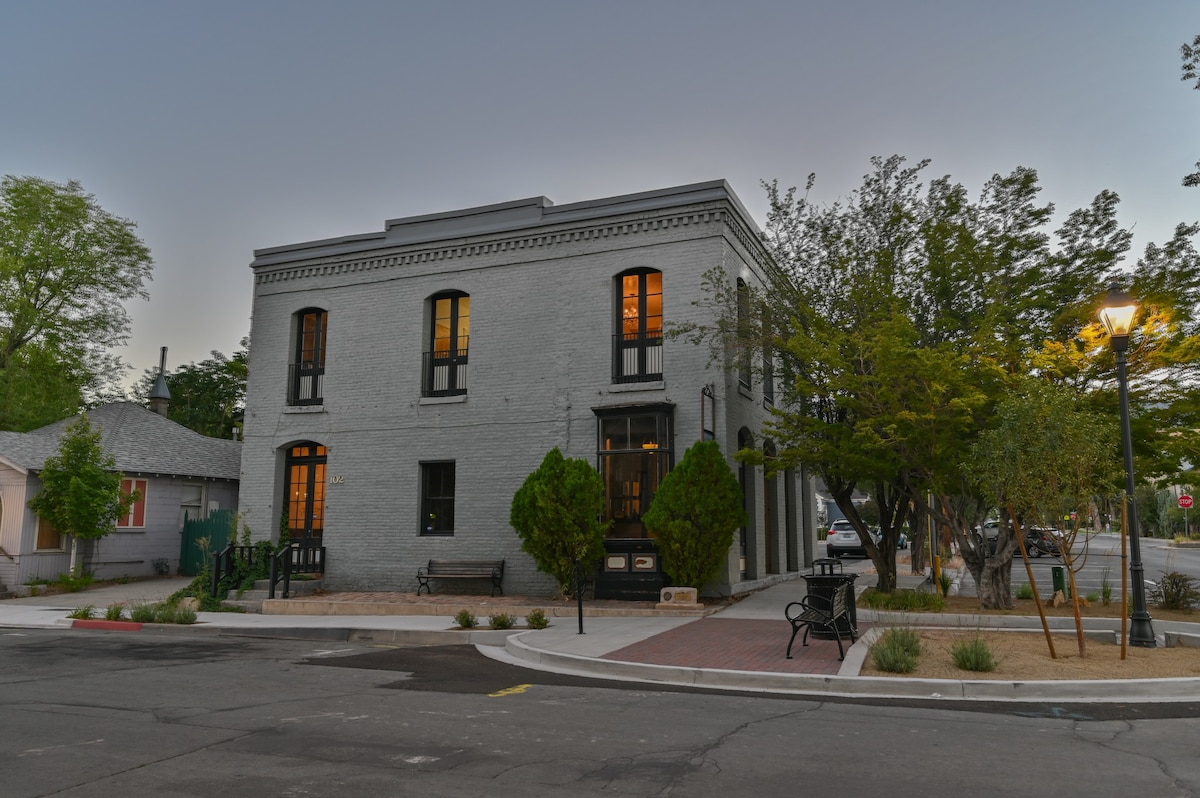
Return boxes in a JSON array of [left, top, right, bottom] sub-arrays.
[[3, 1, 1197, 384]]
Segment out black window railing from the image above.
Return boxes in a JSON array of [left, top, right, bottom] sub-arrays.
[[423, 348, 469, 397], [288, 362, 324, 406], [613, 331, 664, 384]]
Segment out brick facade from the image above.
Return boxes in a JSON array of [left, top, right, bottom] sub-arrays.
[[241, 181, 818, 597]]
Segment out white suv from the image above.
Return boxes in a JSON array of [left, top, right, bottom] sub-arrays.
[[826, 519, 876, 558]]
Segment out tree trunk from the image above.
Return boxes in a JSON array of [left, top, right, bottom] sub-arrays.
[[909, 502, 928, 574], [975, 554, 1015, 609]]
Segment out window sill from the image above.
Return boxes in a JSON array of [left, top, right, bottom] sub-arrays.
[[738, 383, 754, 401], [285, 405, 326, 414], [419, 395, 468, 406], [609, 381, 665, 394]]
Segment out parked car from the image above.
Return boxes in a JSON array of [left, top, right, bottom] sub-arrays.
[[1022, 527, 1062, 558], [826, 519, 875, 558]]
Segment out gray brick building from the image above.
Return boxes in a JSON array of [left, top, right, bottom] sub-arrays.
[[240, 180, 818, 598]]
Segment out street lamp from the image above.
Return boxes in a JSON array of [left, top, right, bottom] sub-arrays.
[[1099, 284, 1156, 648]]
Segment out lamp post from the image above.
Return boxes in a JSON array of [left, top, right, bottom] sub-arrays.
[[1099, 285, 1156, 647]]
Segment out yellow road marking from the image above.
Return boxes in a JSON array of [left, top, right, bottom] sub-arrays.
[[488, 683, 533, 697]]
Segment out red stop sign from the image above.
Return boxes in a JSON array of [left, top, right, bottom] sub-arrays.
[[1180, 494, 1194, 509]]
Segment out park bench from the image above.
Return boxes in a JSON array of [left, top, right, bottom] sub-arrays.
[[785, 582, 857, 661], [416, 559, 505, 596]]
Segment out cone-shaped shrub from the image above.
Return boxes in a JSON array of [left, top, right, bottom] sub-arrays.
[[643, 440, 746, 589], [510, 448, 608, 597]]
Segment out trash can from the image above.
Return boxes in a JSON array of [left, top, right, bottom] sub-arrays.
[[1051, 565, 1070, 599], [802, 560, 858, 640]]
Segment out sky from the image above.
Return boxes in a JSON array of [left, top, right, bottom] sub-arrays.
[[2, 1, 1198, 385]]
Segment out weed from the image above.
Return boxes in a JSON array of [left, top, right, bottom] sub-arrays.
[[1015, 583, 1034, 600], [950, 635, 997, 672], [1157, 571, 1200, 610], [67, 605, 96, 620], [860, 589, 945, 612], [454, 609, 477, 629], [937, 571, 953, 597], [871, 628, 921, 673], [526, 608, 550, 630], [129, 601, 161, 623], [56, 572, 95, 593], [1100, 567, 1113, 606], [488, 613, 516, 630], [104, 604, 126, 621], [1085, 592, 1101, 603]]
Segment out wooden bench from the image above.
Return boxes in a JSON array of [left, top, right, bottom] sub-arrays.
[[785, 582, 857, 661], [417, 559, 505, 596]]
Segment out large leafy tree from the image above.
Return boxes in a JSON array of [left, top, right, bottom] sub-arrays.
[[642, 440, 746, 590], [1182, 34, 1200, 188], [510, 448, 609, 597], [0, 176, 153, 429], [134, 340, 248, 438], [28, 415, 137, 574]]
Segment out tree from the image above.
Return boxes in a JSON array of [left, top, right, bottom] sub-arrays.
[[133, 340, 248, 438], [510, 448, 609, 597], [1182, 35, 1200, 188], [642, 441, 747, 590], [970, 380, 1120, 656], [0, 176, 153, 429], [27, 415, 137, 575]]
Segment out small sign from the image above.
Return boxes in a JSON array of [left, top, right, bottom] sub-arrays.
[[1180, 494, 1194, 509]]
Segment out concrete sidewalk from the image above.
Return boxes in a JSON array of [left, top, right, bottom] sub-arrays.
[[3, 573, 1200, 703]]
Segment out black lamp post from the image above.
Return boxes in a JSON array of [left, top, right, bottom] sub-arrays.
[[1099, 285, 1156, 648]]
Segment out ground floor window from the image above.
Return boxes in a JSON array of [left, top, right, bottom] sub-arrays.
[[285, 443, 327, 541], [420, 461, 455, 535], [595, 404, 673, 539], [36, 516, 63, 551]]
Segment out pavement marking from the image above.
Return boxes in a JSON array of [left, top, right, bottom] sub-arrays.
[[20, 739, 105, 757], [489, 683, 534, 697], [309, 648, 356, 657]]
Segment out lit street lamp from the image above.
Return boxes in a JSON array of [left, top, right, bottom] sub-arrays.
[[1099, 285, 1156, 648]]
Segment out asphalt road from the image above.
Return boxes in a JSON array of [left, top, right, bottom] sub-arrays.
[[3, 629, 1200, 797]]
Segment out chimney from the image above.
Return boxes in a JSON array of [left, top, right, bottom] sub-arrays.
[[149, 346, 171, 417]]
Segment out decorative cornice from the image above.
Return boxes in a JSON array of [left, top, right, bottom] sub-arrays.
[[254, 209, 748, 286]]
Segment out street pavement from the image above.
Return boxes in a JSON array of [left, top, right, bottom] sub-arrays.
[[3, 568, 1200, 703]]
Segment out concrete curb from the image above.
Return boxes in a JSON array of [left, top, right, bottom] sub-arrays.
[[491, 628, 1200, 703]]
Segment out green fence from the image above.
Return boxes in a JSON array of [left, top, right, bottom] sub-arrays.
[[179, 510, 236, 576]]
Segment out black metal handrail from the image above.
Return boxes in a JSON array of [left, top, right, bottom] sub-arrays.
[[269, 541, 326, 598], [612, 331, 663, 383], [288, 361, 324, 406], [422, 348, 469, 397]]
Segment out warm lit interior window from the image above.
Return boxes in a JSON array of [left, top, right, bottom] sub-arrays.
[[298, 310, 327, 366], [434, 294, 469, 355], [622, 272, 662, 337]]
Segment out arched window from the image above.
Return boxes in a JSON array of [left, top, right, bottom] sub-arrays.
[[424, 292, 469, 397], [613, 270, 663, 383], [736, 279, 751, 389], [289, 308, 327, 406]]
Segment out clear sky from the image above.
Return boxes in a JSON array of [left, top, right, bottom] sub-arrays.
[[2, 1, 1197, 383]]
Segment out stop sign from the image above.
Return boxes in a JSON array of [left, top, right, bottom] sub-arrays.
[[1180, 494, 1194, 509]]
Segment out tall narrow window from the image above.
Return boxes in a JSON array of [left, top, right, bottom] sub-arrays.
[[36, 516, 63, 551], [424, 293, 469, 397], [420, 462, 455, 535], [117, 478, 148, 529], [595, 406, 673, 538], [285, 443, 327, 540], [737, 279, 751, 390], [289, 309, 327, 406], [613, 270, 663, 383]]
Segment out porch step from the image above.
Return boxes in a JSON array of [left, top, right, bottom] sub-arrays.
[[224, 577, 324, 604]]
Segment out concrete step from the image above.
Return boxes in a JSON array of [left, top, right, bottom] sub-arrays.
[[225, 577, 324, 603]]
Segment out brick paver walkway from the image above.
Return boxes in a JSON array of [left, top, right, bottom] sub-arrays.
[[602, 617, 869, 676]]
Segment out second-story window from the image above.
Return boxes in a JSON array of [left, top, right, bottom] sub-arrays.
[[737, 279, 752, 390], [424, 292, 469, 397], [614, 269, 663, 383], [289, 308, 327, 406]]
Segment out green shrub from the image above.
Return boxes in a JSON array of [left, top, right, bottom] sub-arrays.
[[526, 608, 549, 630], [104, 604, 126, 621], [950, 635, 997, 672], [1085, 592, 1100, 603], [67, 605, 96, 620], [642, 440, 747, 590], [936, 571, 953, 597], [488, 613, 515, 630], [172, 606, 198, 625], [1157, 571, 1200, 610], [510, 448, 608, 598], [129, 601, 161, 623], [1015, 583, 1034, 600], [454, 609, 477, 629], [871, 628, 921, 673], [56, 572, 95, 593]]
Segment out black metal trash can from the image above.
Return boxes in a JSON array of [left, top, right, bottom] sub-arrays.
[[802, 561, 858, 640]]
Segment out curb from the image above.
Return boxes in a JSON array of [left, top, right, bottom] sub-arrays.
[[71, 619, 144, 632]]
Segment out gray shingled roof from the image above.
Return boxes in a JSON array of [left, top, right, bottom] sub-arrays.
[[1, 402, 241, 481]]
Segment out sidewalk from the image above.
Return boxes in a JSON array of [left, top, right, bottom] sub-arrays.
[[4, 573, 1200, 702]]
